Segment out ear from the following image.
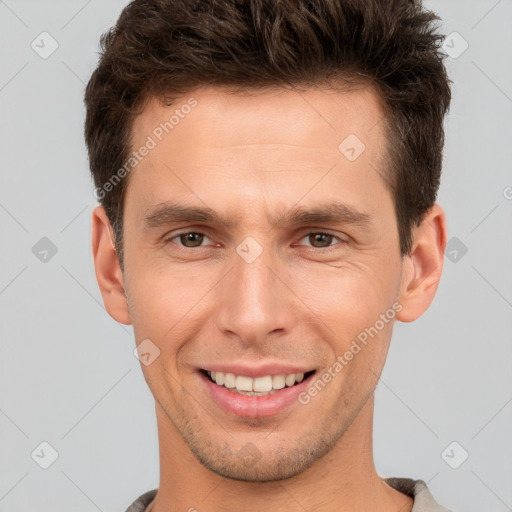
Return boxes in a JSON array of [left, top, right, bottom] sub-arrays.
[[91, 206, 132, 325], [396, 204, 447, 323]]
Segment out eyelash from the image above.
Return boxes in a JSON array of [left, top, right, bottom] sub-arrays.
[[164, 230, 346, 251]]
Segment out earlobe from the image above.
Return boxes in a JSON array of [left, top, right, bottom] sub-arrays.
[[395, 204, 447, 323], [91, 206, 132, 325]]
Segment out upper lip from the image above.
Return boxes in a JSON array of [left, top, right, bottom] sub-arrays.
[[200, 363, 315, 378]]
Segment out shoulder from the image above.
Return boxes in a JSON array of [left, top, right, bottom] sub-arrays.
[[124, 489, 158, 512], [384, 477, 452, 512]]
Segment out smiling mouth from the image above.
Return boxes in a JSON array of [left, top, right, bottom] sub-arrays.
[[200, 369, 316, 396]]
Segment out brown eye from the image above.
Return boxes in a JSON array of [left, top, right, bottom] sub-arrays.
[[297, 232, 344, 249], [307, 232, 336, 248], [168, 232, 210, 248]]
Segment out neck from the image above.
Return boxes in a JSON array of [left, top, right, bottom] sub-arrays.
[[148, 395, 412, 512]]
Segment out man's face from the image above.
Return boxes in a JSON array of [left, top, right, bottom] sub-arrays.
[[121, 85, 404, 481]]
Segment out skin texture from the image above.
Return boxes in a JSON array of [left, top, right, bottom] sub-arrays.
[[92, 84, 447, 512]]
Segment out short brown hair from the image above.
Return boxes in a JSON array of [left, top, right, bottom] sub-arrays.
[[84, 0, 451, 269]]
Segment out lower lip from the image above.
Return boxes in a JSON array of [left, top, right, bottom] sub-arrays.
[[199, 371, 315, 418]]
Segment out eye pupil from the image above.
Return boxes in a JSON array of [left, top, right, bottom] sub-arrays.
[[180, 232, 203, 247], [309, 233, 333, 248]]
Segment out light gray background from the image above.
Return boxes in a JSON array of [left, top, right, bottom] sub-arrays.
[[1, 1, 511, 510]]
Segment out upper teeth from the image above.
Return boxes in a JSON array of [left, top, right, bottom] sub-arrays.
[[208, 371, 305, 393]]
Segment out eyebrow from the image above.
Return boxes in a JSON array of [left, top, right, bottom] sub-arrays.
[[143, 200, 372, 230]]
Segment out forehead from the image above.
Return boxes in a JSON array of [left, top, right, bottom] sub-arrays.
[[125, 84, 391, 223], [133, 83, 387, 151]]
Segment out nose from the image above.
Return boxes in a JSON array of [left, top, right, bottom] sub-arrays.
[[214, 241, 296, 346]]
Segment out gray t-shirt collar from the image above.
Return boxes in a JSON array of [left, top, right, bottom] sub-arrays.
[[125, 477, 451, 512]]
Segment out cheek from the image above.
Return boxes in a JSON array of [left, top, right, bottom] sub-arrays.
[[125, 262, 220, 342], [293, 256, 400, 340]]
